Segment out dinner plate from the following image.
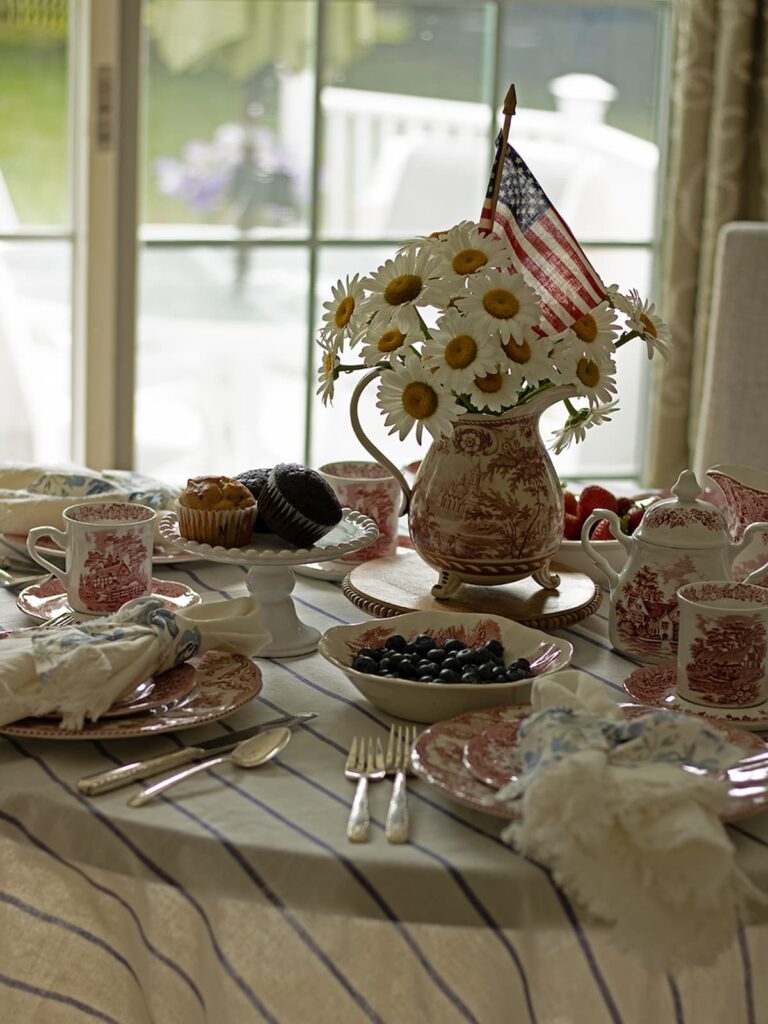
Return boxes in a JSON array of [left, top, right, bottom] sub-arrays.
[[411, 704, 768, 823], [0, 650, 262, 739], [624, 662, 768, 731], [38, 669, 198, 721], [2, 533, 202, 566], [16, 577, 202, 623]]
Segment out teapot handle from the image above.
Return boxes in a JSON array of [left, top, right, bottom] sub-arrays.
[[733, 521, 768, 585], [349, 369, 412, 517], [580, 509, 630, 590]]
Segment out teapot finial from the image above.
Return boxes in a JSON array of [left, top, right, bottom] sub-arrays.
[[671, 469, 702, 505]]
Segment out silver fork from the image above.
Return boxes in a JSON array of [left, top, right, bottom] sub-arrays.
[[0, 565, 51, 589], [385, 725, 417, 844], [344, 736, 386, 842]]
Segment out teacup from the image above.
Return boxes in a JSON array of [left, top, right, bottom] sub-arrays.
[[319, 461, 403, 562], [27, 502, 156, 614], [676, 580, 768, 708]]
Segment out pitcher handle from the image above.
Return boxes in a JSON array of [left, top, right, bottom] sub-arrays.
[[735, 521, 768, 585], [580, 510, 629, 590], [26, 526, 69, 585], [349, 368, 412, 517]]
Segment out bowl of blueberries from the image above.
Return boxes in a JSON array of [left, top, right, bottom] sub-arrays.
[[318, 611, 573, 723]]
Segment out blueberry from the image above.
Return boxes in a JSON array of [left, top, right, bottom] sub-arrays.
[[442, 656, 461, 673], [484, 639, 504, 658], [478, 663, 496, 682], [505, 668, 526, 682], [493, 665, 509, 680], [418, 667, 437, 680], [457, 648, 480, 667], [460, 671, 480, 684], [438, 668, 461, 683], [353, 655, 379, 674], [474, 647, 492, 664], [385, 634, 407, 652], [396, 660, 415, 679], [415, 633, 433, 647], [443, 638, 465, 654], [386, 652, 403, 668], [378, 657, 393, 673], [357, 647, 382, 662], [427, 648, 448, 664], [511, 657, 531, 672]]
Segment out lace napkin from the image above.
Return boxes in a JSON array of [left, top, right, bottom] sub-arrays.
[[0, 462, 178, 537], [0, 596, 270, 729], [498, 671, 766, 969]]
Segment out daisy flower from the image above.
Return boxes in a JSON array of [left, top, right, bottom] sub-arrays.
[[376, 351, 462, 444], [500, 328, 557, 388], [395, 227, 451, 258], [358, 249, 452, 335], [320, 274, 365, 346], [560, 301, 619, 360], [316, 339, 340, 406], [550, 399, 621, 454], [555, 346, 618, 406], [359, 325, 412, 366], [465, 368, 521, 414], [624, 288, 671, 359], [605, 283, 632, 315], [455, 268, 541, 344], [432, 221, 514, 285], [421, 308, 500, 391]]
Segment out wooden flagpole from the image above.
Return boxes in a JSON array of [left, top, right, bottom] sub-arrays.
[[487, 84, 517, 224]]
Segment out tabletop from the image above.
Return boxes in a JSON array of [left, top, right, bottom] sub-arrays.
[[1, 556, 768, 1024]]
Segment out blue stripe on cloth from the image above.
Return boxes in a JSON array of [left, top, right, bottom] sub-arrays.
[[0, 891, 145, 997], [0, 972, 122, 1024], [268, 660, 620, 1024], [737, 921, 756, 1024], [5, 740, 277, 1024], [162, 564, 234, 600], [0, 808, 205, 1015], [667, 976, 684, 1024], [294, 594, 353, 625]]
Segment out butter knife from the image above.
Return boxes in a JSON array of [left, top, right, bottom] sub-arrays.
[[77, 712, 317, 796]]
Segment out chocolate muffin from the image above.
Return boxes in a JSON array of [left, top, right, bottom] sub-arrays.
[[258, 463, 343, 547], [234, 468, 272, 532]]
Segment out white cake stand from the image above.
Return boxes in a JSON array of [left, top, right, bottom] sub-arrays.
[[158, 510, 378, 657]]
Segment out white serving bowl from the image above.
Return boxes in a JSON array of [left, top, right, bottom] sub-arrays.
[[555, 537, 627, 586], [318, 610, 573, 723]]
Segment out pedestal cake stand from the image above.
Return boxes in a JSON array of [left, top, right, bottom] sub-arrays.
[[159, 510, 378, 657]]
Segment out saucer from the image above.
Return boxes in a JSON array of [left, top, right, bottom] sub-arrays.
[[623, 663, 768, 731], [16, 577, 202, 623]]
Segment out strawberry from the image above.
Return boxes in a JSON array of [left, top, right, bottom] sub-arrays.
[[563, 513, 582, 540], [563, 489, 578, 516], [625, 506, 644, 535], [616, 497, 632, 517], [591, 518, 615, 540], [578, 484, 618, 521]]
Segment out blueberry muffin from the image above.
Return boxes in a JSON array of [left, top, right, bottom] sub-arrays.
[[258, 463, 343, 547], [234, 468, 272, 533], [177, 475, 256, 547]]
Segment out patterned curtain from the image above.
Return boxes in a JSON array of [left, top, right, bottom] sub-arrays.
[[644, 0, 768, 487]]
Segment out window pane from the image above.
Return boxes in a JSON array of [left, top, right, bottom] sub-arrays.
[[320, 2, 494, 238], [0, 242, 72, 460], [142, 0, 316, 236], [136, 245, 308, 483], [0, 5, 70, 227]]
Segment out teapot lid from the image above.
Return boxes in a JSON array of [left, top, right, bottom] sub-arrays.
[[635, 470, 728, 548]]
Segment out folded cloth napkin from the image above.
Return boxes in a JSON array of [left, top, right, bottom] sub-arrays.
[[0, 462, 178, 537], [0, 596, 270, 730], [498, 671, 766, 969]]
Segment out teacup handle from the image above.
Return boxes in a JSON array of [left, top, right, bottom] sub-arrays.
[[349, 368, 412, 517], [580, 509, 630, 590], [736, 521, 768, 585], [26, 526, 69, 585]]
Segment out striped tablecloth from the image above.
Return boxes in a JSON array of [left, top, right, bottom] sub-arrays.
[[1, 558, 767, 1024]]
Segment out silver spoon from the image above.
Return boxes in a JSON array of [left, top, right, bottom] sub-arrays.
[[128, 727, 292, 807]]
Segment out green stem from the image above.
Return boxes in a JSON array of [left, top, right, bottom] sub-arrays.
[[564, 397, 580, 417], [615, 329, 640, 349]]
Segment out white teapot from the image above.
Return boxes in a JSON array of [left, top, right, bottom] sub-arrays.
[[581, 470, 768, 663]]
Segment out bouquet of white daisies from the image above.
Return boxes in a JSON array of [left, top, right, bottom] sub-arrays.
[[316, 220, 669, 454]]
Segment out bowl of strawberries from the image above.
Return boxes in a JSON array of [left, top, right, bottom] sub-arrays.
[[556, 484, 664, 585]]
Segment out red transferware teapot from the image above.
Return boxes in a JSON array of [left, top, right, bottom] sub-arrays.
[[581, 469, 768, 663]]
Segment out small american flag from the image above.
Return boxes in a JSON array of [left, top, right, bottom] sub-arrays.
[[480, 139, 606, 334]]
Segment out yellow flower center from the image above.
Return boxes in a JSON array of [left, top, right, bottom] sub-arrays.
[[452, 248, 488, 275], [384, 274, 422, 306], [377, 329, 405, 353], [483, 288, 520, 320], [474, 371, 502, 394], [334, 296, 354, 328], [571, 313, 598, 342], [639, 313, 657, 337], [444, 334, 478, 369], [576, 358, 601, 388], [402, 381, 438, 420], [323, 353, 333, 379], [502, 337, 531, 364]]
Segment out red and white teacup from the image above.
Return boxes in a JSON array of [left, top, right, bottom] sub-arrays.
[[319, 461, 403, 563], [26, 502, 156, 615], [676, 580, 768, 708]]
